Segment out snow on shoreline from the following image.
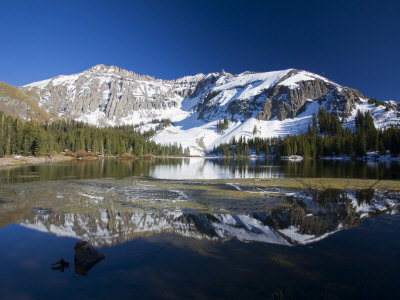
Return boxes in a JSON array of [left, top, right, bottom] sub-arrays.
[[322, 152, 400, 162]]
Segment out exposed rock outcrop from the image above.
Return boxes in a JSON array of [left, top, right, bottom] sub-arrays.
[[257, 71, 363, 121]]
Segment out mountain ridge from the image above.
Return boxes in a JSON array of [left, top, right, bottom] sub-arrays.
[[19, 64, 361, 122], [20, 64, 367, 125]]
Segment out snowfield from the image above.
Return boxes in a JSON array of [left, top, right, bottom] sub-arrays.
[[153, 98, 399, 156]]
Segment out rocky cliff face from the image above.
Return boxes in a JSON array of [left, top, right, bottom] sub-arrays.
[[256, 70, 363, 120], [23, 65, 200, 125], [21, 65, 368, 125]]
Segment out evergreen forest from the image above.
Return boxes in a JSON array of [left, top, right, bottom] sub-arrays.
[[0, 112, 189, 157], [1, 108, 399, 159], [211, 109, 400, 158]]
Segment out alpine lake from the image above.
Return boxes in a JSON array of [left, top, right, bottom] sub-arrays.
[[0, 157, 399, 299]]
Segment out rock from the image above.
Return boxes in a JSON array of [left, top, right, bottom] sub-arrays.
[[74, 241, 105, 275]]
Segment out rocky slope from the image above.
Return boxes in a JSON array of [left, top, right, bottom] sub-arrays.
[[0, 81, 56, 122]]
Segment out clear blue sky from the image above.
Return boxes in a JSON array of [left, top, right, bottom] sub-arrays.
[[0, 0, 399, 100]]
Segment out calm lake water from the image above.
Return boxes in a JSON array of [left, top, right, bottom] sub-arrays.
[[1, 157, 400, 183], [0, 158, 399, 299]]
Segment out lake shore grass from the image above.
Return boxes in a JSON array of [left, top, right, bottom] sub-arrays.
[[191, 177, 400, 191]]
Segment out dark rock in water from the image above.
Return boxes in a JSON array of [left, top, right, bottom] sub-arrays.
[[74, 241, 105, 275], [51, 258, 69, 272]]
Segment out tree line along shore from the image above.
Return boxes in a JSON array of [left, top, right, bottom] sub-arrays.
[[1, 109, 400, 162]]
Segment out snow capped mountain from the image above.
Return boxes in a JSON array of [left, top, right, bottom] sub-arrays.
[[23, 64, 194, 126], [20, 64, 400, 155]]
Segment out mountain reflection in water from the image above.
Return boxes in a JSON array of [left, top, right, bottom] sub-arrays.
[[0, 178, 397, 247]]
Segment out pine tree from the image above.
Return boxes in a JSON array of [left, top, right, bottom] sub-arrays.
[[224, 116, 228, 128], [312, 113, 318, 136], [244, 144, 249, 156], [343, 128, 353, 156], [265, 143, 269, 157], [33, 129, 47, 156], [378, 136, 385, 155], [133, 142, 143, 156], [354, 129, 367, 157], [253, 125, 258, 136]]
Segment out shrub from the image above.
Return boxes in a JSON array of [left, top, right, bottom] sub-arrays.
[[120, 153, 138, 160], [143, 154, 155, 160], [64, 151, 76, 158], [75, 150, 88, 158]]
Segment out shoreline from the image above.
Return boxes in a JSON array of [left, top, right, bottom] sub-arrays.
[[0, 154, 75, 169], [1, 152, 400, 169], [0, 154, 187, 169]]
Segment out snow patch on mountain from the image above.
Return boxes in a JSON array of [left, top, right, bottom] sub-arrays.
[[153, 100, 322, 155], [278, 72, 315, 88], [278, 70, 338, 89], [344, 100, 400, 130], [213, 70, 290, 96], [25, 73, 81, 90]]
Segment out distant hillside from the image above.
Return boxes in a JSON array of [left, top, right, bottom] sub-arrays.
[[0, 81, 56, 122]]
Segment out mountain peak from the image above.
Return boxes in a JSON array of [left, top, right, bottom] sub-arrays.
[[88, 64, 132, 75], [89, 64, 109, 71]]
